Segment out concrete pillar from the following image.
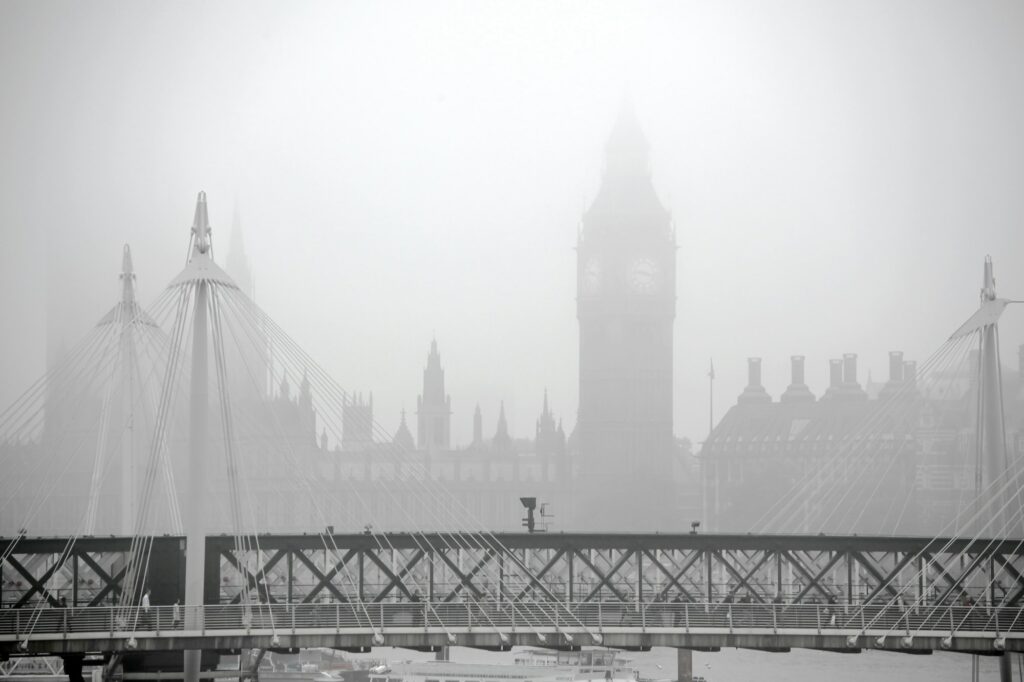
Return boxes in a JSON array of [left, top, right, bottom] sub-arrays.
[[677, 648, 693, 682], [1000, 652, 1012, 682]]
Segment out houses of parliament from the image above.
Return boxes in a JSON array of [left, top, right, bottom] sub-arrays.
[[263, 102, 694, 533], [7, 100, 1015, 542], [5, 104, 696, 538]]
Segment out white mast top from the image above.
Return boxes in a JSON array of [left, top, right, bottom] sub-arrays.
[[170, 191, 239, 289], [120, 243, 136, 305], [950, 255, 1011, 340], [191, 190, 212, 256]]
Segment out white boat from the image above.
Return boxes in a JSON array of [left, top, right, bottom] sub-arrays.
[[367, 648, 639, 682]]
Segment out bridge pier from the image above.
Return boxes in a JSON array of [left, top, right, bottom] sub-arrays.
[[1000, 653, 1013, 682], [677, 648, 692, 682]]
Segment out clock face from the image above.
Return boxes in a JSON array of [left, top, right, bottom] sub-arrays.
[[629, 257, 659, 294], [582, 257, 601, 295]]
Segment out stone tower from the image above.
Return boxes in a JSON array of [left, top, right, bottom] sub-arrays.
[[576, 102, 677, 530]]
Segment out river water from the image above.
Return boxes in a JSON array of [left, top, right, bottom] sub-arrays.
[[354, 645, 1009, 681]]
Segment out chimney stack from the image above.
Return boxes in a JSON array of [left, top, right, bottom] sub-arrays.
[[843, 353, 858, 386], [792, 356, 805, 385], [781, 355, 815, 403], [823, 359, 843, 400], [829, 359, 842, 386], [826, 354, 867, 400], [841, 353, 868, 400], [888, 351, 904, 383], [903, 360, 917, 388], [749, 357, 763, 387], [879, 350, 907, 399], [738, 357, 772, 405]]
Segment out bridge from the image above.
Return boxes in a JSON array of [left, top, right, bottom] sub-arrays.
[[5, 532, 1024, 658], [1, 192, 1022, 681]]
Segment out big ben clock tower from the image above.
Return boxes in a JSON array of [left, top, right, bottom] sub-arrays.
[[576, 103, 676, 530]]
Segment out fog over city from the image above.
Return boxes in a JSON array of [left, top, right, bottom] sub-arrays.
[[6, 4, 1024, 681], [3, 0, 1022, 447]]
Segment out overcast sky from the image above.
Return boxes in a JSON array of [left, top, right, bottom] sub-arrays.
[[1, 0, 1022, 445]]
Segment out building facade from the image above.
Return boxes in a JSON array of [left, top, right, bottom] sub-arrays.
[[701, 350, 1024, 536]]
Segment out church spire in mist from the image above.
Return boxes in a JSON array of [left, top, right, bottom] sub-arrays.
[[493, 401, 511, 449]]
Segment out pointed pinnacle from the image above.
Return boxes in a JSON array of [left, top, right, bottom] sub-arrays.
[[121, 244, 134, 278], [120, 244, 136, 305], [192, 191, 212, 255]]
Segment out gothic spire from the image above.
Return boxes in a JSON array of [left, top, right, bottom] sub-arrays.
[[493, 401, 511, 449], [394, 409, 415, 452], [473, 403, 482, 446]]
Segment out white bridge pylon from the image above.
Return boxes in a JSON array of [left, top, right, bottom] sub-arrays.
[[950, 257, 1021, 529], [130, 192, 605, 673]]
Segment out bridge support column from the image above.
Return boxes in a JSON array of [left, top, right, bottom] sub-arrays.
[[1000, 653, 1013, 682], [241, 649, 266, 682], [102, 654, 122, 682], [677, 648, 693, 682], [184, 277, 209, 682]]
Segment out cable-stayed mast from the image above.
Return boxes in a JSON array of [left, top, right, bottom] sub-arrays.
[[950, 257, 1015, 529]]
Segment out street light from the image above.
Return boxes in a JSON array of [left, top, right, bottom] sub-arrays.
[[520, 497, 537, 533]]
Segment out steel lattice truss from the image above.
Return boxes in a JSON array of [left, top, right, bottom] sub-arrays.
[[206, 533, 1024, 608], [1, 537, 183, 608], [5, 534, 1024, 609]]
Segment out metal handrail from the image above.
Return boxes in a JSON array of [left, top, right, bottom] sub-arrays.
[[2, 601, 1024, 639]]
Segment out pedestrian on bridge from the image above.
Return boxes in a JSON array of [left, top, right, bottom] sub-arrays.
[[410, 591, 424, 626], [826, 593, 838, 627], [141, 589, 151, 629]]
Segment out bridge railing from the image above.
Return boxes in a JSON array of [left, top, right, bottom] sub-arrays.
[[2, 602, 1024, 639]]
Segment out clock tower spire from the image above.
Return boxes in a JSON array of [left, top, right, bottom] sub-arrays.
[[576, 102, 677, 530]]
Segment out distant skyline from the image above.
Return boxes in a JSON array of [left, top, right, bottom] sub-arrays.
[[2, 1, 1023, 446]]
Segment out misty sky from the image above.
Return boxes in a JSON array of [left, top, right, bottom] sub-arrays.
[[1, 1, 1023, 446]]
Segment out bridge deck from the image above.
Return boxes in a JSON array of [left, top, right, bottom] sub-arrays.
[[1, 602, 1021, 656]]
